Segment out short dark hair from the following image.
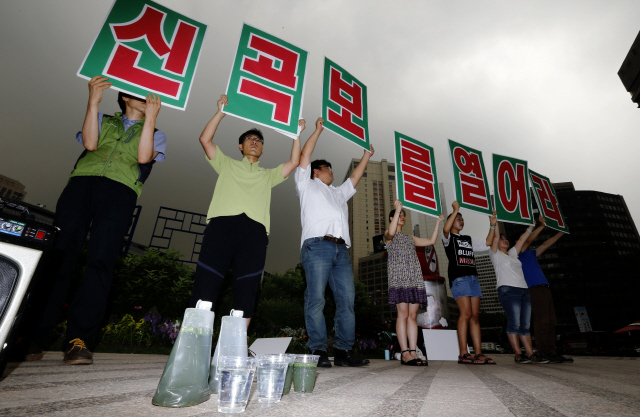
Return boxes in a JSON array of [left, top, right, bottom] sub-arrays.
[[238, 128, 264, 155], [447, 212, 462, 222], [500, 232, 518, 250], [389, 209, 406, 222], [117, 92, 129, 113], [310, 159, 332, 179]]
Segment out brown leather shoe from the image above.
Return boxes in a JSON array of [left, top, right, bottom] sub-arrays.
[[63, 338, 93, 365]]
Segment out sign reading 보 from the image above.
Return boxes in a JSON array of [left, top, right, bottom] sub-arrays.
[[77, 0, 207, 110], [448, 139, 492, 215], [394, 132, 441, 217], [322, 58, 370, 151], [528, 169, 569, 233], [224, 23, 308, 139], [492, 154, 534, 226]]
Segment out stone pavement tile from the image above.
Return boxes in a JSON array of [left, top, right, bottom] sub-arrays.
[[418, 402, 515, 417]]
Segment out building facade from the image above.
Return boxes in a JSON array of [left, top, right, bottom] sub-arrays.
[[0, 174, 26, 201], [475, 253, 503, 314]]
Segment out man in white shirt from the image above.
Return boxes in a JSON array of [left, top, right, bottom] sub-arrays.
[[295, 118, 374, 367]]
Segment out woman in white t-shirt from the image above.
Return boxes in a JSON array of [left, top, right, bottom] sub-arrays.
[[489, 226, 549, 364]]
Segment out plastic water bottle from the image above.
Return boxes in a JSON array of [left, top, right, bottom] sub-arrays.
[[209, 310, 247, 394], [152, 300, 215, 407]]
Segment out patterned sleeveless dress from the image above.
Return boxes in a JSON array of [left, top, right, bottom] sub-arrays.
[[387, 232, 428, 309]]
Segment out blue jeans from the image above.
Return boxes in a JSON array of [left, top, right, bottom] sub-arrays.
[[300, 238, 355, 352], [498, 286, 531, 336], [451, 275, 482, 299]]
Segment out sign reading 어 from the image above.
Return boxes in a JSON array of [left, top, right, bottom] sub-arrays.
[[77, 0, 208, 110], [394, 132, 441, 218], [528, 169, 569, 234], [224, 23, 308, 139], [447, 139, 492, 215], [492, 153, 534, 226], [322, 58, 370, 151]]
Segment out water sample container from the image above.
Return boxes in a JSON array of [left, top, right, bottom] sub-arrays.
[[209, 309, 247, 394]]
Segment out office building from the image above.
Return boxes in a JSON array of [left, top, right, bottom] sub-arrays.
[[0, 174, 26, 201], [475, 253, 503, 314]]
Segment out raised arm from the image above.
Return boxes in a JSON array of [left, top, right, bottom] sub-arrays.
[[536, 231, 564, 257], [521, 215, 546, 253], [281, 119, 304, 178], [81, 76, 112, 151], [137, 93, 161, 164], [199, 95, 227, 160], [443, 201, 459, 239], [300, 118, 324, 169], [514, 225, 535, 253], [414, 213, 444, 247], [350, 145, 375, 187], [486, 210, 497, 247], [384, 200, 403, 243]]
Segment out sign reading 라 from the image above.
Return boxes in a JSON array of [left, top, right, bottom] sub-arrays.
[[322, 58, 371, 151], [394, 132, 441, 217], [77, 0, 207, 111], [528, 169, 570, 234], [492, 153, 534, 226], [224, 23, 308, 139], [448, 139, 492, 215]]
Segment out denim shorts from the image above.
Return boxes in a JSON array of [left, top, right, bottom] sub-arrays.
[[451, 275, 482, 299], [498, 286, 531, 336]]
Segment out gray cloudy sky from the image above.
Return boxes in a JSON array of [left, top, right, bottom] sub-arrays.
[[2, 0, 639, 273]]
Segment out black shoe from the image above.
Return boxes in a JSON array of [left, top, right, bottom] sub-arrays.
[[333, 349, 370, 367], [559, 355, 574, 363], [63, 338, 93, 365], [313, 350, 332, 368], [528, 353, 550, 364], [25, 343, 44, 361], [543, 353, 564, 363]]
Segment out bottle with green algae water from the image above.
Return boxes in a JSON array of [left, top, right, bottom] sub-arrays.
[[152, 300, 215, 407]]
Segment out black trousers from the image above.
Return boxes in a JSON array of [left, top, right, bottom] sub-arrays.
[[190, 214, 268, 317], [34, 176, 136, 346]]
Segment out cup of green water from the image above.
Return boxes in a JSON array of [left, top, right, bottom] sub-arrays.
[[281, 354, 297, 395], [293, 354, 319, 393]]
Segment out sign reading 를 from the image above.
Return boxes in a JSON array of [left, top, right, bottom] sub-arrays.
[[77, 0, 207, 110], [448, 139, 492, 215], [322, 58, 370, 151], [394, 132, 442, 217], [528, 169, 569, 233], [224, 23, 308, 139], [492, 153, 534, 225]]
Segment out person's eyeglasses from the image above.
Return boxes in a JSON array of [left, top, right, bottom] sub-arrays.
[[243, 136, 264, 144], [319, 165, 332, 172]]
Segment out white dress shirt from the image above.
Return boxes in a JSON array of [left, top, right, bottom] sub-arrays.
[[295, 165, 356, 248]]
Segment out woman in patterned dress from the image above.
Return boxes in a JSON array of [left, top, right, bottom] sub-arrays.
[[385, 200, 443, 366]]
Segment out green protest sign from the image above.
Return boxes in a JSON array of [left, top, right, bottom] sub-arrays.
[[77, 0, 207, 111], [394, 132, 441, 217], [224, 23, 308, 139], [492, 153, 534, 225], [528, 169, 570, 233], [447, 139, 492, 215], [322, 58, 370, 150]]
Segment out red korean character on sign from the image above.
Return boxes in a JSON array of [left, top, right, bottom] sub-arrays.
[[497, 161, 531, 218], [400, 139, 437, 210], [530, 174, 565, 227], [327, 68, 365, 140], [453, 147, 489, 209], [106, 5, 198, 98]]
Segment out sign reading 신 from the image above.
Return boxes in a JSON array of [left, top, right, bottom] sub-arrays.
[[394, 132, 441, 217], [528, 169, 569, 233], [447, 139, 492, 215], [492, 154, 534, 226], [322, 58, 370, 151], [77, 0, 207, 110], [224, 23, 308, 139]]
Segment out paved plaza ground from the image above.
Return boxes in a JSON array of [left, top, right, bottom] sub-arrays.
[[1, 352, 639, 416]]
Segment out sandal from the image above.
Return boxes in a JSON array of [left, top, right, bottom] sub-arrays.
[[458, 353, 474, 364], [474, 354, 497, 365], [400, 350, 422, 366], [409, 349, 428, 366]]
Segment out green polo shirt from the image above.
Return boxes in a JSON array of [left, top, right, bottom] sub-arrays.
[[206, 146, 287, 234]]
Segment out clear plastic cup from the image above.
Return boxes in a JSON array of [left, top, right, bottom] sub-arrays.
[[281, 354, 297, 395], [256, 354, 291, 403], [293, 354, 320, 393], [217, 356, 257, 413]]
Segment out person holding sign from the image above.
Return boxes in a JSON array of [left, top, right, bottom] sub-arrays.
[[189, 94, 302, 327], [442, 201, 496, 365], [519, 217, 572, 363], [489, 224, 550, 364], [385, 200, 443, 366], [27, 76, 167, 365], [295, 117, 373, 368]]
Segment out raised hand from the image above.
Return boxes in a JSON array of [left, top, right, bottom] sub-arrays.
[[452, 201, 460, 212], [88, 76, 112, 106], [489, 210, 497, 227], [216, 94, 228, 115], [144, 93, 161, 119], [366, 144, 375, 157], [437, 213, 445, 221], [538, 215, 546, 226], [316, 117, 324, 130], [394, 199, 402, 211], [299, 119, 306, 133]]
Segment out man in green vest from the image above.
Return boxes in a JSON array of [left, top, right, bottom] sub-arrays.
[[27, 76, 167, 365]]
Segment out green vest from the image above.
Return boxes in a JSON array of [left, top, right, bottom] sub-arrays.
[[70, 113, 154, 197]]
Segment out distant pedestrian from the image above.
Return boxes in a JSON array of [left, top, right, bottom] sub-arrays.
[[385, 199, 443, 366]]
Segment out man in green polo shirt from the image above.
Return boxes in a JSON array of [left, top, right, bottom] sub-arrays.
[[190, 94, 302, 326]]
